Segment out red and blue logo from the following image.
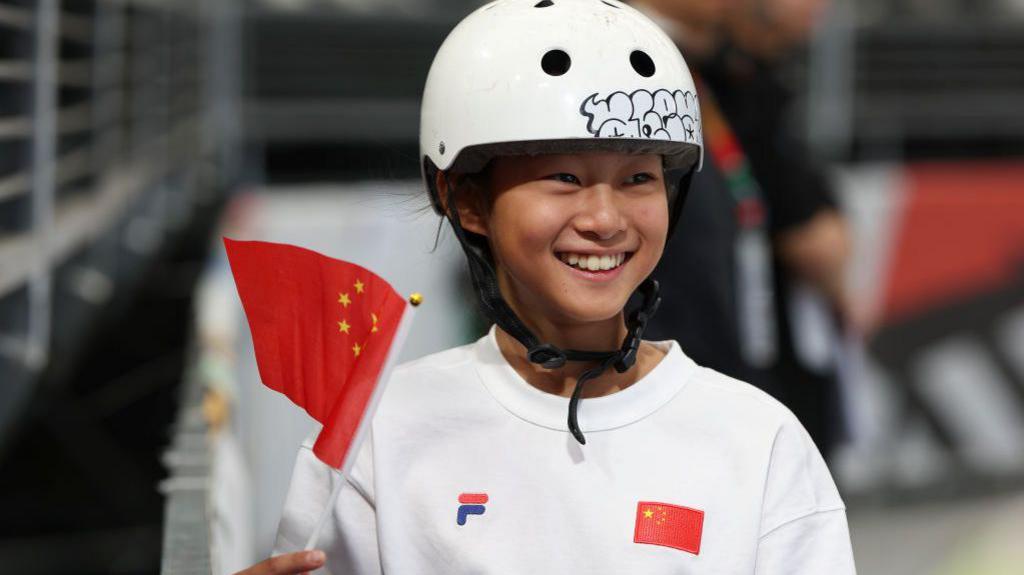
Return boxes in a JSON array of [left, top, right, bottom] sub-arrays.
[[457, 493, 488, 525]]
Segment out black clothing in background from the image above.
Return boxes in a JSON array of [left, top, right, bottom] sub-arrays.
[[649, 157, 768, 390], [699, 48, 837, 235], [650, 46, 845, 458]]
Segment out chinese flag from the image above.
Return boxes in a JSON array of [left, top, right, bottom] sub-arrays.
[[224, 238, 410, 472], [633, 501, 704, 555]]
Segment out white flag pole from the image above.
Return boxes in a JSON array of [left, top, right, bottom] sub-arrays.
[[304, 471, 346, 552], [303, 294, 420, 552]]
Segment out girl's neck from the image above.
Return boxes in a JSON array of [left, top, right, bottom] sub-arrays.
[[528, 313, 627, 354]]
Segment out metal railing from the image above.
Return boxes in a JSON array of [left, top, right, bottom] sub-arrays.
[[0, 0, 238, 471], [160, 346, 214, 575], [804, 3, 1024, 161]]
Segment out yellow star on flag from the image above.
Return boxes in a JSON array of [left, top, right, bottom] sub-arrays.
[[643, 509, 654, 519], [354, 279, 365, 294], [338, 292, 351, 307], [337, 319, 350, 334], [371, 312, 379, 333], [352, 342, 362, 357]]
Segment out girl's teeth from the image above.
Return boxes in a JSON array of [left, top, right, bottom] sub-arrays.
[[560, 253, 627, 271]]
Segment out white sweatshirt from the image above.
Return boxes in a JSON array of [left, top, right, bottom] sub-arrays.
[[275, 328, 856, 574]]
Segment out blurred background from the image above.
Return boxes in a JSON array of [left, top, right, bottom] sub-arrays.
[[0, 0, 1021, 573]]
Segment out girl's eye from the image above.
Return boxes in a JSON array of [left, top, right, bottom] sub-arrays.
[[627, 172, 657, 185], [546, 173, 581, 185]]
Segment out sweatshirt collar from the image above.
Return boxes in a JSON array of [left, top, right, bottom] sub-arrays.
[[473, 326, 697, 433]]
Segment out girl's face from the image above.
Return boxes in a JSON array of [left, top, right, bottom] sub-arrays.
[[459, 152, 669, 327]]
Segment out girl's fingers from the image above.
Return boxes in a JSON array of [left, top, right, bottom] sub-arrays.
[[235, 550, 326, 575]]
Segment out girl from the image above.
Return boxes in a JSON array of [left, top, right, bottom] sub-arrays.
[[248, 0, 855, 573]]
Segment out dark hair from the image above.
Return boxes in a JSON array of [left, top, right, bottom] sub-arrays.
[[429, 161, 494, 252]]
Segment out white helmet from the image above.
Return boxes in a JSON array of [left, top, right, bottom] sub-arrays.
[[419, 0, 704, 446], [420, 0, 704, 178]]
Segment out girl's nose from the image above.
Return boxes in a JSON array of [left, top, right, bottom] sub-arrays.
[[574, 185, 626, 241]]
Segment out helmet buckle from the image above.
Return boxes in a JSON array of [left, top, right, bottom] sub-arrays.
[[528, 344, 568, 369]]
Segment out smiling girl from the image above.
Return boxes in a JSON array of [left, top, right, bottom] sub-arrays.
[[256, 1, 856, 573]]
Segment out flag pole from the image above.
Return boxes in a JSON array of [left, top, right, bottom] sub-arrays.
[[304, 471, 346, 552], [303, 293, 421, 552]]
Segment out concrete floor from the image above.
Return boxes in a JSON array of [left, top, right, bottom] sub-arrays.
[[849, 491, 1024, 575]]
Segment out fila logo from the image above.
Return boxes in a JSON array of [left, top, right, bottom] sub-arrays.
[[457, 493, 488, 525]]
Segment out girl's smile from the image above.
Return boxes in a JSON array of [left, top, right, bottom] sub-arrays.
[[556, 251, 631, 281]]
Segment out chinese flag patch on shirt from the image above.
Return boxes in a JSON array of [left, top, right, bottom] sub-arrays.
[[633, 501, 704, 555]]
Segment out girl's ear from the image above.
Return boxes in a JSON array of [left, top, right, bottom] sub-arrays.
[[436, 171, 489, 236]]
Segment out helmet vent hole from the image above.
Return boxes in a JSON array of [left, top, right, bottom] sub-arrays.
[[541, 49, 571, 76], [630, 50, 655, 77], [602, 0, 620, 7], [534, 0, 553, 7]]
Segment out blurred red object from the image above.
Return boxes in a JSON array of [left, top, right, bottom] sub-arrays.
[[882, 161, 1024, 322]]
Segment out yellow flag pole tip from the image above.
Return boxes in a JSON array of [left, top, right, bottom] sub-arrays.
[[409, 293, 424, 307]]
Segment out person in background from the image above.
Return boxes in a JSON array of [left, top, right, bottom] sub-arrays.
[[633, 0, 855, 460]]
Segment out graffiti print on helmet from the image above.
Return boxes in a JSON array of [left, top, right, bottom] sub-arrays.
[[580, 89, 702, 146]]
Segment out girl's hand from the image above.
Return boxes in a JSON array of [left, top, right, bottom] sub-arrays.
[[233, 550, 326, 575]]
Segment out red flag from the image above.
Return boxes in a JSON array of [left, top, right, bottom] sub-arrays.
[[224, 238, 410, 471], [633, 501, 704, 555]]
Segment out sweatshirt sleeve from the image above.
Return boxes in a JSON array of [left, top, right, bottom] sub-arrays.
[[274, 434, 382, 575], [754, 416, 856, 574]]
